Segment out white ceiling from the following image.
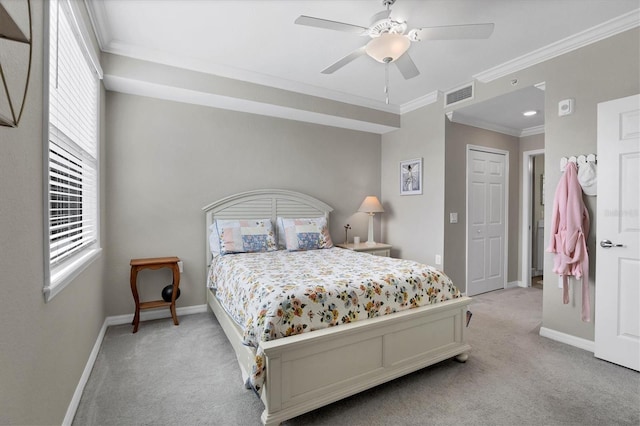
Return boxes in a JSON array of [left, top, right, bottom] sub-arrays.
[[87, 0, 639, 131]]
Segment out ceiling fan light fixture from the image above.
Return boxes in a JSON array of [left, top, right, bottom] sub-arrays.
[[365, 32, 410, 63]]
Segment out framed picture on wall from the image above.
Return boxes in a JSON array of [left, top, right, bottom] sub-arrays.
[[400, 158, 422, 195]]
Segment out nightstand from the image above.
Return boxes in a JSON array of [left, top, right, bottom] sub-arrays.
[[336, 242, 392, 257], [130, 256, 181, 333]]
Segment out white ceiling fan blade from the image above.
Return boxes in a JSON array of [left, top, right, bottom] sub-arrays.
[[369, 9, 391, 26], [410, 23, 495, 41], [394, 53, 420, 80], [295, 15, 368, 35], [321, 46, 367, 74]]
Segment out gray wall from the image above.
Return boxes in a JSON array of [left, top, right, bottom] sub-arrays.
[[0, 1, 107, 424], [519, 133, 545, 153], [380, 102, 446, 265], [536, 29, 639, 340], [443, 127, 545, 293], [104, 92, 382, 315], [382, 27, 639, 340], [102, 53, 400, 133], [442, 122, 520, 293]]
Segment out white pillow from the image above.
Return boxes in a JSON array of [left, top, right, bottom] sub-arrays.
[[209, 223, 221, 257]]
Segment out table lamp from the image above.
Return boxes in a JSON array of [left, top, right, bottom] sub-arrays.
[[358, 196, 384, 244]]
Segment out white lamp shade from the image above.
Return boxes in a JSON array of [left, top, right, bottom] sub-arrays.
[[358, 196, 384, 244], [365, 33, 411, 63], [358, 196, 384, 213]]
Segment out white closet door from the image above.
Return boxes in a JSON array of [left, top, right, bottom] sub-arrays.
[[595, 94, 639, 371], [467, 148, 507, 296]]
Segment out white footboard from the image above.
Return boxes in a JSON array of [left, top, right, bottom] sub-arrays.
[[208, 284, 471, 426], [259, 296, 471, 425]]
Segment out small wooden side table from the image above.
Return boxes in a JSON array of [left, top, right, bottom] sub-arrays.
[[130, 256, 180, 333]]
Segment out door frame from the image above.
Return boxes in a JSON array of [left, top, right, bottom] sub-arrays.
[[465, 145, 509, 296], [520, 149, 545, 288]]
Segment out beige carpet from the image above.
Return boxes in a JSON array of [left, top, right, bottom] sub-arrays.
[[73, 287, 639, 425]]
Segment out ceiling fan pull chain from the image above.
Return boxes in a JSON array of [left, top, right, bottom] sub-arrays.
[[384, 59, 390, 104]]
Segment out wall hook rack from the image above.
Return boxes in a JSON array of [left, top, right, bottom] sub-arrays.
[[560, 154, 596, 171]]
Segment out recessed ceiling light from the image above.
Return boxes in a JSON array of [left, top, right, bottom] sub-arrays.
[[523, 110, 537, 117]]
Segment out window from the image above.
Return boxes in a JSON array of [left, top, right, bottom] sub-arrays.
[[44, 0, 102, 301]]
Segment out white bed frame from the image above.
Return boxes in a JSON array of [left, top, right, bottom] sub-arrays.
[[203, 189, 471, 425]]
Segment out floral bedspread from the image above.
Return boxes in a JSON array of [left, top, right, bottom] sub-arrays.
[[207, 247, 461, 390]]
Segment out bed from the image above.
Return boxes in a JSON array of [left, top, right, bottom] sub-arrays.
[[203, 189, 471, 425]]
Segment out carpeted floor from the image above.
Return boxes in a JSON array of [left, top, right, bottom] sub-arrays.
[[73, 287, 639, 425]]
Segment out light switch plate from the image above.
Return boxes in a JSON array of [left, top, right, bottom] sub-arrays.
[[450, 212, 458, 223]]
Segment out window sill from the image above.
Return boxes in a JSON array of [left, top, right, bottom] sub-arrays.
[[44, 248, 102, 302]]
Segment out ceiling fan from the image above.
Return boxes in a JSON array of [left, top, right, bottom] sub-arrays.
[[295, 0, 495, 80]]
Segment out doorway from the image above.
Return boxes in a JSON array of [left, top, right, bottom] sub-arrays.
[[521, 149, 545, 288], [448, 84, 546, 295]]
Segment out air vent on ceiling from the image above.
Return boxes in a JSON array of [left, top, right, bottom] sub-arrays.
[[445, 82, 474, 107]]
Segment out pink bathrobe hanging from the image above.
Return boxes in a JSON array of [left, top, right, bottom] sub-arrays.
[[547, 162, 591, 322]]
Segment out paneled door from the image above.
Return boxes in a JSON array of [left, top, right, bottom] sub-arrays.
[[466, 147, 508, 296], [594, 94, 639, 371]]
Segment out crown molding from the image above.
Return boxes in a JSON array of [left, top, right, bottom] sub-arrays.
[[399, 90, 441, 114], [447, 111, 521, 137], [446, 111, 545, 138], [520, 124, 545, 138], [474, 8, 640, 83], [103, 74, 400, 135]]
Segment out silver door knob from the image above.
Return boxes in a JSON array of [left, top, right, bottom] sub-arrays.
[[600, 239, 623, 248]]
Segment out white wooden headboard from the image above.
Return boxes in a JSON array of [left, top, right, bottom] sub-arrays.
[[202, 189, 334, 266]]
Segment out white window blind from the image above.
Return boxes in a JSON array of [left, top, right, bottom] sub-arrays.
[[46, 0, 100, 298]]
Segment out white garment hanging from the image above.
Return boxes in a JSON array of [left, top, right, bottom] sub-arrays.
[[577, 161, 597, 196]]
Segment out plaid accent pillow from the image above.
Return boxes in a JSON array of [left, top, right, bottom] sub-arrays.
[[215, 219, 277, 255], [280, 217, 333, 251]]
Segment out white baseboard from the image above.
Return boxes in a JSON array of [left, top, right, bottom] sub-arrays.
[[63, 304, 208, 425], [507, 281, 521, 289], [539, 326, 595, 353], [62, 318, 109, 426], [106, 304, 208, 326]]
